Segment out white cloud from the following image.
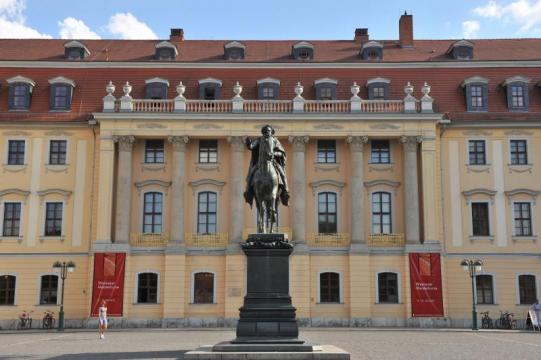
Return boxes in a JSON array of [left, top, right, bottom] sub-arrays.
[[58, 17, 100, 39], [0, 0, 51, 38], [463, 20, 481, 38], [473, 0, 541, 32], [106, 13, 157, 40]]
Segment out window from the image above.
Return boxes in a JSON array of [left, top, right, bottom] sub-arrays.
[[44, 202, 63, 236], [199, 140, 218, 163], [510, 139, 528, 165], [317, 140, 336, 163], [470, 86, 483, 108], [471, 202, 490, 236], [378, 272, 399, 303], [292, 42, 314, 60], [257, 79, 280, 100], [361, 42, 383, 60], [49, 140, 67, 165], [319, 272, 340, 303], [318, 192, 337, 234], [224, 42, 245, 60], [67, 48, 83, 60], [262, 87, 274, 99], [145, 83, 167, 100], [198, 79, 222, 100], [366, 79, 390, 100], [476, 274, 494, 304], [373, 87, 385, 100], [0, 275, 15, 305], [154, 41, 178, 60], [144, 140, 164, 164], [371, 140, 390, 164], [463, 77, 488, 111], [193, 272, 214, 304], [449, 41, 474, 60], [3, 202, 21, 237], [64, 41, 89, 60], [7, 140, 25, 165], [143, 192, 162, 234], [372, 192, 392, 234], [511, 86, 525, 108], [319, 87, 332, 100], [50, 84, 72, 110], [314, 80, 337, 101], [9, 83, 31, 110], [514, 202, 532, 237], [40, 275, 58, 305], [197, 192, 217, 234], [518, 275, 537, 305], [137, 272, 158, 303], [468, 140, 486, 165]]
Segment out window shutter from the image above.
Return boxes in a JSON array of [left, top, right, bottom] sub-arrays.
[[465, 85, 472, 111], [7, 84, 14, 109], [523, 84, 529, 110], [24, 85, 31, 109], [66, 85, 73, 109], [383, 84, 390, 100], [481, 84, 488, 111], [49, 84, 56, 110]]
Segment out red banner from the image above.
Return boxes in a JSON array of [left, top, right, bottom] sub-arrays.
[[91, 253, 125, 317], [409, 253, 444, 317]]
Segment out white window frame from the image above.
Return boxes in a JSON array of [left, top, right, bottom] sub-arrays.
[[508, 137, 532, 166], [375, 270, 402, 304], [474, 272, 497, 305], [468, 200, 493, 238], [190, 270, 217, 304], [515, 273, 539, 305], [0, 272, 18, 306], [465, 138, 489, 166], [511, 200, 536, 237], [42, 200, 65, 238], [0, 200, 24, 238], [4, 137, 27, 165], [314, 190, 340, 234], [133, 270, 160, 304], [140, 190, 166, 234], [316, 270, 343, 304], [46, 137, 69, 165], [369, 190, 395, 235], [36, 273, 60, 306]]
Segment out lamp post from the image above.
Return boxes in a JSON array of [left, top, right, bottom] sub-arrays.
[[460, 259, 483, 330], [52, 261, 76, 331]]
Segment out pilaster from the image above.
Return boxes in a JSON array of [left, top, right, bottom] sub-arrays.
[[228, 136, 246, 245], [168, 136, 189, 249], [113, 135, 135, 244], [96, 136, 115, 243], [401, 135, 422, 244], [347, 135, 368, 246], [288, 136, 309, 246]]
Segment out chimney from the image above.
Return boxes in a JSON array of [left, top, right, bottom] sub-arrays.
[[170, 28, 184, 42], [354, 28, 369, 44], [399, 12, 413, 47]]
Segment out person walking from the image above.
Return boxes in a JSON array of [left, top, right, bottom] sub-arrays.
[[532, 299, 541, 330], [98, 300, 108, 339]]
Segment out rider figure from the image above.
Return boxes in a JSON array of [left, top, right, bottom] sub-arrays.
[[244, 124, 290, 207]]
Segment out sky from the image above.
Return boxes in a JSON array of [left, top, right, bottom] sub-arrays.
[[0, 0, 541, 40]]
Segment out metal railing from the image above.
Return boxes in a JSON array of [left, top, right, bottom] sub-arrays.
[[185, 233, 228, 247], [130, 233, 169, 247], [308, 233, 350, 247], [367, 233, 405, 247]]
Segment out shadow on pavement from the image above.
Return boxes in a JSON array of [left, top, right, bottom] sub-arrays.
[[1, 350, 189, 360]]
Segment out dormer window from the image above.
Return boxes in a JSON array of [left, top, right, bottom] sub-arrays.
[[48, 76, 75, 111], [64, 40, 90, 60], [198, 78, 222, 100], [448, 40, 474, 60], [315, 78, 337, 100], [361, 41, 383, 61], [292, 41, 314, 61], [366, 78, 390, 100], [155, 41, 178, 60], [224, 41, 245, 60], [6, 76, 35, 110], [145, 78, 169, 100], [502, 76, 530, 112], [257, 77, 280, 100], [462, 76, 488, 112]]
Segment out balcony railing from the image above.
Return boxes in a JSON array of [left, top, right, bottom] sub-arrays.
[[242, 227, 293, 241], [308, 233, 350, 248], [367, 233, 405, 247], [103, 81, 435, 114], [130, 233, 169, 247], [185, 233, 228, 247]]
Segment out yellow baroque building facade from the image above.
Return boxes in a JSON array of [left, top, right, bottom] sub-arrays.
[[0, 15, 540, 329]]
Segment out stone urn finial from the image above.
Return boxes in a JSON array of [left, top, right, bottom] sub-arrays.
[[123, 81, 132, 97], [294, 82, 304, 98], [106, 81, 115, 96], [350, 82, 360, 98], [176, 81, 186, 98], [404, 82, 414, 97], [421, 82, 431, 97], [233, 81, 243, 98]]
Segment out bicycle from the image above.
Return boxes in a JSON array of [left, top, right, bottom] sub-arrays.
[[480, 311, 493, 329], [495, 310, 517, 329], [17, 310, 33, 330], [42, 310, 55, 330]]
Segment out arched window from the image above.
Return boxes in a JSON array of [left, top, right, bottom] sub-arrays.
[[372, 192, 392, 234], [197, 192, 217, 234], [0, 275, 16, 305], [518, 274, 537, 305], [143, 192, 163, 234], [318, 192, 337, 234], [40, 275, 58, 305], [476, 274, 494, 304], [319, 272, 340, 303], [378, 272, 398, 303], [144, 78, 169, 100], [193, 272, 215, 304], [137, 272, 158, 303], [48, 77, 75, 111]]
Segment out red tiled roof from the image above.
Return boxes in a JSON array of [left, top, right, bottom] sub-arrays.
[[0, 38, 540, 62]]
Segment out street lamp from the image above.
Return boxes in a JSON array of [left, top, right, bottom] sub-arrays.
[[460, 259, 483, 330], [52, 261, 76, 331]]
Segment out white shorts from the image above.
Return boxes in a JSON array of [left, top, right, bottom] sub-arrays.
[[99, 318, 107, 326]]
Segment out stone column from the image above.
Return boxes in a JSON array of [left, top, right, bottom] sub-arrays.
[[95, 136, 116, 243], [113, 135, 135, 244], [228, 136, 245, 244], [168, 136, 189, 248], [347, 135, 368, 245], [288, 136, 309, 245], [401, 135, 422, 244]]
